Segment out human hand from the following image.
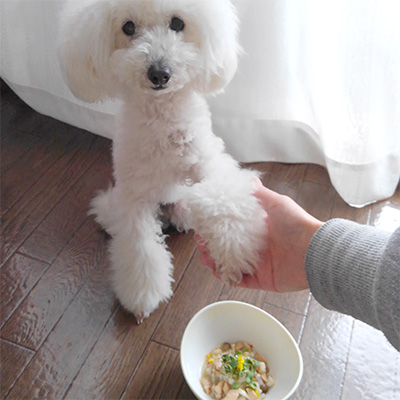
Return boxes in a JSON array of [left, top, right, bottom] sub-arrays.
[[196, 178, 323, 292]]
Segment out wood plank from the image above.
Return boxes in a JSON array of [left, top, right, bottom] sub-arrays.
[[244, 161, 275, 184], [1, 216, 106, 350], [178, 381, 197, 400], [63, 231, 196, 400], [1, 125, 86, 215], [5, 255, 117, 400], [1, 129, 41, 174], [0, 253, 49, 328], [262, 303, 306, 344], [122, 341, 183, 400], [0, 89, 49, 137], [330, 193, 371, 224], [341, 320, 399, 400], [152, 251, 224, 350], [0, 339, 34, 399], [219, 285, 266, 308], [0, 133, 108, 267], [1, 79, 19, 111], [64, 306, 165, 400], [304, 164, 332, 187], [165, 230, 197, 283], [296, 180, 336, 222], [263, 291, 311, 316], [264, 163, 308, 200], [369, 185, 400, 232], [291, 298, 353, 400], [19, 148, 112, 263]]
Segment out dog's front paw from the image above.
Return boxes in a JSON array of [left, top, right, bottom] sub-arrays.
[[187, 171, 268, 286], [216, 263, 243, 287], [193, 197, 268, 287], [209, 221, 267, 286]]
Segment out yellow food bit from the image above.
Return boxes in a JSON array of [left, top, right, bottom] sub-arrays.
[[206, 354, 211, 358], [254, 389, 260, 397], [208, 358, 214, 364], [237, 355, 244, 371]]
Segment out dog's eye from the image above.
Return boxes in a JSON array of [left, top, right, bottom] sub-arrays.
[[170, 17, 184, 32], [122, 21, 136, 36]]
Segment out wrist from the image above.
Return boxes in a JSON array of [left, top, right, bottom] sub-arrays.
[[299, 216, 323, 289]]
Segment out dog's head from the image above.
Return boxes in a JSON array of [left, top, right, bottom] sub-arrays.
[[59, 0, 240, 102]]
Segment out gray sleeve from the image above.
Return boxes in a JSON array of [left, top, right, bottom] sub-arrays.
[[305, 219, 400, 351]]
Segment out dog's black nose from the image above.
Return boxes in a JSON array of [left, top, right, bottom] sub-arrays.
[[147, 65, 171, 87]]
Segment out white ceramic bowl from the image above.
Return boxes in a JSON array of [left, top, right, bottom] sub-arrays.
[[181, 301, 303, 400]]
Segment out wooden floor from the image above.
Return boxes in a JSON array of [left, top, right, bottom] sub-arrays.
[[1, 80, 399, 400]]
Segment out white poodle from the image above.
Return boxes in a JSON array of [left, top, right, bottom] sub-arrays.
[[59, 0, 268, 323]]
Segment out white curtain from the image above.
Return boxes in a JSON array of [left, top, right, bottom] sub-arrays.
[[1, 0, 399, 207]]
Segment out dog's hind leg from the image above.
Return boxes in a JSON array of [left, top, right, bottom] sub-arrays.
[[108, 205, 174, 323]]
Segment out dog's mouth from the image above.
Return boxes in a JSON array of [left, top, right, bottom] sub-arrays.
[[151, 85, 168, 91]]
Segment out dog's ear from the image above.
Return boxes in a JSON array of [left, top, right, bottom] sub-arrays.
[[196, 0, 241, 95], [58, 1, 116, 103]]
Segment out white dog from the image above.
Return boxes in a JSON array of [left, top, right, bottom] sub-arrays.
[[59, 0, 268, 323]]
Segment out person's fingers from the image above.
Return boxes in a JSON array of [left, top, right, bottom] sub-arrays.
[[195, 234, 216, 270], [199, 251, 209, 265], [212, 268, 221, 280], [199, 251, 216, 269], [237, 271, 259, 286], [197, 242, 208, 253], [199, 252, 221, 281], [195, 234, 209, 252], [253, 180, 283, 209], [252, 176, 263, 189]]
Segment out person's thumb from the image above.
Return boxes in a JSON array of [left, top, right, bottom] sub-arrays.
[[252, 177, 280, 210]]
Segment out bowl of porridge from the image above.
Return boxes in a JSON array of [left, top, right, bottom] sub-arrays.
[[180, 301, 303, 400]]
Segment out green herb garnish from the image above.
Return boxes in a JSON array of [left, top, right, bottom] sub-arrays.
[[221, 350, 261, 392]]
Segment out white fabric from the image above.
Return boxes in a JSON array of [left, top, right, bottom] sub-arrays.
[[1, 0, 399, 207]]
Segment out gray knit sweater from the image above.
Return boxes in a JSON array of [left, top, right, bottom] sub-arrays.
[[305, 219, 400, 351]]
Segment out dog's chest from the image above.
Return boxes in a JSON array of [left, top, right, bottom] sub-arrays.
[[160, 126, 202, 180], [146, 110, 205, 169], [120, 95, 209, 183], [165, 127, 195, 157]]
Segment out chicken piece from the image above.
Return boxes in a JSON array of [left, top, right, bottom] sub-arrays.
[[213, 381, 225, 399], [256, 361, 267, 375], [201, 377, 212, 394], [222, 382, 230, 396], [255, 353, 269, 372], [213, 354, 223, 371], [222, 389, 240, 400], [221, 342, 231, 352], [238, 389, 250, 399], [245, 388, 258, 400], [257, 375, 268, 393], [212, 348, 223, 357], [265, 375, 275, 388], [235, 341, 245, 351], [259, 373, 275, 392]]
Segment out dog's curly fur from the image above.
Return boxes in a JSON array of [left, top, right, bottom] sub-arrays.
[[59, 0, 268, 323]]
